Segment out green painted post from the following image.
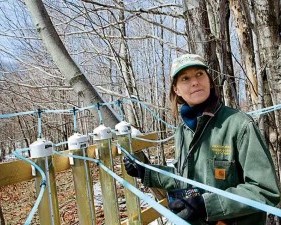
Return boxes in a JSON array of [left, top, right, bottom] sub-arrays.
[[68, 133, 96, 225], [115, 121, 142, 225], [30, 139, 60, 225], [93, 125, 120, 225]]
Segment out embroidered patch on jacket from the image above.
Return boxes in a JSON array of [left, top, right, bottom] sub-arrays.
[[211, 145, 231, 155], [215, 168, 226, 180]]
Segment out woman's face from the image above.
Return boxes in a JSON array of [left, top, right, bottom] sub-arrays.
[[173, 67, 211, 106]]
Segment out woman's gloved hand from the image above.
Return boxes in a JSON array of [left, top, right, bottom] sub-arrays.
[[168, 195, 206, 221], [123, 156, 145, 181]]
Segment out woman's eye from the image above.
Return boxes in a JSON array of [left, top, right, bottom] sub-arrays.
[[196, 72, 203, 77], [181, 76, 189, 81]]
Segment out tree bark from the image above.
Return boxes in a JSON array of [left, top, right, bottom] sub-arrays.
[[234, 0, 265, 131], [117, 0, 140, 128], [24, 0, 120, 127], [183, 0, 213, 57], [253, 0, 281, 182], [214, 0, 237, 107]]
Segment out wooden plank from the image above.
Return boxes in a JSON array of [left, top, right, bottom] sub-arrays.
[[0, 153, 71, 187], [0, 160, 33, 186], [0, 133, 158, 187], [141, 198, 168, 225], [121, 198, 168, 225], [53, 151, 71, 172], [131, 133, 158, 152], [98, 139, 120, 225], [70, 149, 96, 225], [34, 157, 60, 225], [118, 135, 142, 224]]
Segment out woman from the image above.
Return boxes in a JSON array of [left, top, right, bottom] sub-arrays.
[[124, 53, 280, 225]]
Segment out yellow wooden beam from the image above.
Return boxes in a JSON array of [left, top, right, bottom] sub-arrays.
[[131, 133, 158, 153], [121, 198, 168, 225], [0, 133, 158, 187], [0, 160, 33, 187]]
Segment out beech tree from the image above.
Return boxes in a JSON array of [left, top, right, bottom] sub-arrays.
[[24, 0, 120, 127]]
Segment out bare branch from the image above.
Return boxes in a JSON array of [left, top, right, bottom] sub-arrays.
[[0, 47, 65, 80], [0, 79, 72, 90], [80, 0, 184, 18]]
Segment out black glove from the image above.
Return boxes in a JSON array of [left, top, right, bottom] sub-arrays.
[[168, 195, 206, 221], [123, 156, 145, 181]]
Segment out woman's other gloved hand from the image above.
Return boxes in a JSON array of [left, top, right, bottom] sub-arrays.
[[168, 195, 206, 221], [123, 156, 145, 181]]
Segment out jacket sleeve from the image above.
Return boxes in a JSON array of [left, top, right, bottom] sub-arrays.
[[142, 164, 180, 191], [203, 121, 281, 221], [142, 126, 183, 190]]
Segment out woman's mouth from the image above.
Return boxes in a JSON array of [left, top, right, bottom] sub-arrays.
[[191, 89, 203, 94]]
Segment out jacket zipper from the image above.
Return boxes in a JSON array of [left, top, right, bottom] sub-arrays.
[[180, 104, 222, 176]]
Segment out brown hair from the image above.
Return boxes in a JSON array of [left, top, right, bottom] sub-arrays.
[[169, 69, 218, 119]]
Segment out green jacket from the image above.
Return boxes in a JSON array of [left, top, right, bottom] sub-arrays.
[[143, 102, 280, 225]]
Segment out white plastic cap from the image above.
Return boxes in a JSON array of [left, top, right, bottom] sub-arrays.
[[29, 139, 53, 158], [93, 124, 112, 140], [115, 121, 131, 135], [68, 133, 89, 150], [131, 127, 142, 137]]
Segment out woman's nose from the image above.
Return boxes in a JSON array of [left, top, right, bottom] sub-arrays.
[[190, 76, 199, 86]]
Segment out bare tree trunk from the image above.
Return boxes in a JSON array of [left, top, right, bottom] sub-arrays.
[[251, 2, 281, 224], [216, 0, 237, 107], [243, 0, 265, 133], [254, 0, 281, 109], [158, 15, 166, 165], [232, 0, 259, 107], [183, 0, 216, 58], [117, 0, 140, 128], [253, 0, 281, 181], [183, 0, 221, 92], [25, 0, 120, 127]]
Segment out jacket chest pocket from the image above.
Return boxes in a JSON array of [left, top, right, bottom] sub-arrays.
[[207, 159, 239, 190]]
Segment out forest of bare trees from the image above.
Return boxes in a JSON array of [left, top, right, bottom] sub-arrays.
[[1, 0, 281, 172], [0, 0, 280, 204]]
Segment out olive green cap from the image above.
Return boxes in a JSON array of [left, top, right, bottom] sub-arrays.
[[170, 53, 208, 78]]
